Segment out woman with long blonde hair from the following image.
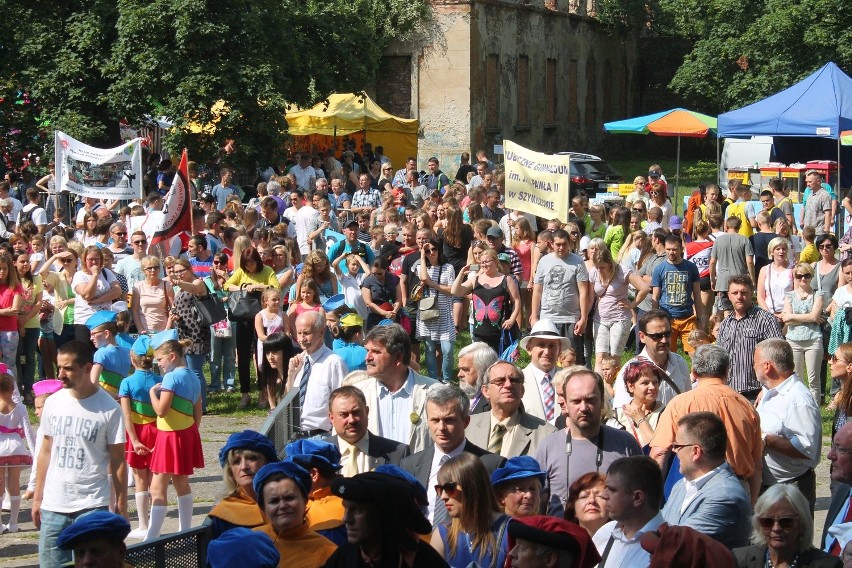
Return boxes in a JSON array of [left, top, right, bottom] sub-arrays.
[[431, 452, 510, 567], [295, 250, 338, 304], [230, 235, 252, 272]]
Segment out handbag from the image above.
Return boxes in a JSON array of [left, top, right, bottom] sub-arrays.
[[418, 265, 442, 321], [499, 329, 519, 363], [194, 291, 228, 327], [228, 285, 262, 322]]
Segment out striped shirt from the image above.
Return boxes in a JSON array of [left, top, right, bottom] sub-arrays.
[[717, 306, 783, 393]]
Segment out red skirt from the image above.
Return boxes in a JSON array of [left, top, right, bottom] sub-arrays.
[[150, 424, 204, 475], [0, 454, 32, 466], [126, 422, 158, 470]]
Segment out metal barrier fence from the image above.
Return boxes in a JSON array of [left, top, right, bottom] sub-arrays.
[[259, 387, 300, 459], [125, 525, 210, 568]]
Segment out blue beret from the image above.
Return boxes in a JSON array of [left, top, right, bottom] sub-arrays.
[[57, 511, 131, 549], [219, 430, 278, 468], [84, 310, 116, 330], [150, 328, 178, 350], [490, 455, 546, 487], [253, 461, 312, 502], [321, 293, 346, 313], [207, 527, 280, 568], [285, 439, 342, 473], [131, 334, 153, 356]]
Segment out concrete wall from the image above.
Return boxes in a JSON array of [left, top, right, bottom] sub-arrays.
[[376, 0, 637, 174]]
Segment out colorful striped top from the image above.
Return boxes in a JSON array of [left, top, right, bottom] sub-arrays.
[[157, 367, 200, 432], [94, 344, 132, 397], [118, 370, 162, 425]]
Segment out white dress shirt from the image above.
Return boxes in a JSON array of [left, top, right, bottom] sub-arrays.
[[756, 373, 821, 482], [293, 345, 347, 431], [427, 443, 466, 523], [593, 512, 664, 568], [680, 464, 723, 513], [377, 370, 415, 446]]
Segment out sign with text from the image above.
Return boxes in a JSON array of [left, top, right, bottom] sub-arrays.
[[504, 141, 570, 222], [55, 131, 143, 200]]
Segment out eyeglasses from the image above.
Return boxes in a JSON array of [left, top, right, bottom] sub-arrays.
[[794, 273, 813, 280], [758, 517, 796, 530], [644, 330, 672, 341], [569, 232, 579, 237], [143, 266, 159, 271], [382, 167, 393, 171], [489, 377, 524, 387], [632, 208, 645, 212], [434, 482, 462, 499], [819, 244, 835, 250], [133, 240, 147, 245], [832, 443, 852, 455], [671, 442, 696, 452], [112, 232, 127, 236], [212, 260, 223, 265]]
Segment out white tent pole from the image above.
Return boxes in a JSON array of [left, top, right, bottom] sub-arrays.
[[717, 136, 720, 186], [675, 135, 681, 213]]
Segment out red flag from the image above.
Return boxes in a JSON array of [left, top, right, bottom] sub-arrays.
[[150, 149, 192, 248]]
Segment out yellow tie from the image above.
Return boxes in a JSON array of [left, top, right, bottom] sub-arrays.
[[343, 445, 360, 477]]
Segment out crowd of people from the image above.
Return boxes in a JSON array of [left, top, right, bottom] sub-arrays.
[[3, 146, 852, 568]]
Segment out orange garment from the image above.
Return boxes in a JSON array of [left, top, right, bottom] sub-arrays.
[[649, 378, 762, 478], [684, 191, 703, 235], [307, 486, 345, 531], [254, 522, 337, 568], [208, 489, 266, 529]]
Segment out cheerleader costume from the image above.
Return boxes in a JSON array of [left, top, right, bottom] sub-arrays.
[[118, 369, 162, 469], [256, 311, 285, 368], [150, 367, 204, 475], [0, 404, 35, 467]]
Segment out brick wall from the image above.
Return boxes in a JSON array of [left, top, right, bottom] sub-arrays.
[[376, 56, 413, 119]]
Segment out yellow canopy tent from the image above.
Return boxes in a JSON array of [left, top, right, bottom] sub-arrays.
[[285, 93, 419, 170]]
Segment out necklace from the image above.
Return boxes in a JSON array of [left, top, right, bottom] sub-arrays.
[[765, 549, 799, 568]]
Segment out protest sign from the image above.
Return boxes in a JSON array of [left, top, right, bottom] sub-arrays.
[[55, 131, 143, 200], [503, 140, 570, 222]]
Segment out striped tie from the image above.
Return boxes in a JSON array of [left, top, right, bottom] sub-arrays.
[[296, 357, 312, 428], [488, 423, 507, 454], [542, 373, 555, 422]]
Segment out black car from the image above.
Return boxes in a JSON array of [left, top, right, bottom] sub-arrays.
[[554, 152, 623, 200]]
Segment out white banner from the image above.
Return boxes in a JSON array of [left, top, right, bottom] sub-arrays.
[[504, 140, 571, 222], [54, 131, 144, 200]]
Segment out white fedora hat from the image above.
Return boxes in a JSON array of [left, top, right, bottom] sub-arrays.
[[519, 319, 571, 351]]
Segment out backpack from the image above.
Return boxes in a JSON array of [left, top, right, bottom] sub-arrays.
[[17, 204, 40, 227]]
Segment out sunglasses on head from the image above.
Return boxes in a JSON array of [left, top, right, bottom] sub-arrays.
[[644, 330, 672, 341], [758, 517, 796, 529], [434, 482, 462, 499]]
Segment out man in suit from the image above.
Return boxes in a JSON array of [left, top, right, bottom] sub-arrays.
[[355, 324, 438, 453], [822, 422, 852, 553], [661, 412, 751, 549], [467, 361, 556, 458], [457, 342, 498, 415], [400, 384, 505, 525], [520, 319, 570, 425], [326, 385, 409, 477]]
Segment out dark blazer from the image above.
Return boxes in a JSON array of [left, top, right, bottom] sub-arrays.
[[822, 483, 851, 549], [400, 440, 506, 489], [325, 432, 410, 469], [470, 395, 491, 415], [733, 545, 841, 568]]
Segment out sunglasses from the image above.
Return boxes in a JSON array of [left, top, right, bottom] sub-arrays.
[[795, 273, 813, 280], [434, 482, 462, 499], [644, 330, 672, 341], [112, 232, 127, 236], [569, 232, 579, 237], [819, 244, 835, 250], [133, 240, 147, 245], [143, 266, 159, 271], [632, 208, 645, 213], [758, 517, 796, 530], [489, 377, 524, 387]]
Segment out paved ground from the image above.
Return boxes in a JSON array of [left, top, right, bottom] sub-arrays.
[[0, 419, 838, 566], [0, 412, 264, 567]]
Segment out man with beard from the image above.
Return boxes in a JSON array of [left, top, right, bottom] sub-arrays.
[[456, 342, 499, 414], [533, 369, 641, 516]]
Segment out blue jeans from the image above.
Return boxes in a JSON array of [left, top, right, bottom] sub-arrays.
[[210, 333, 236, 391], [185, 353, 208, 412], [40, 507, 108, 568], [423, 339, 454, 383]]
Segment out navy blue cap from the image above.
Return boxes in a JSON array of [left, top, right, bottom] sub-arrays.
[[253, 461, 312, 503], [219, 430, 278, 468], [331, 471, 432, 535], [490, 455, 546, 487], [57, 511, 131, 549], [207, 527, 280, 568], [285, 439, 342, 472]]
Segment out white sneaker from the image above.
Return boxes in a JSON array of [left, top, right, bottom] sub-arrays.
[[127, 528, 148, 540], [5, 525, 17, 533]]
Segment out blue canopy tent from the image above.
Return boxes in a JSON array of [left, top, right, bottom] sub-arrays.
[[718, 62, 852, 186]]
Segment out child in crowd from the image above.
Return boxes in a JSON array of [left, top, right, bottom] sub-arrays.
[[146, 336, 204, 541], [0, 368, 35, 533], [687, 328, 715, 347], [799, 225, 819, 263], [86, 311, 131, 398], [598, 353, 621, 403], [335, 253, 370, 320], [255, 288, 285, 372], [119, 335, 162, 539], [259, 333, 293, 409], [287, 278, 325, 337], [356, 212, 371, 243], [23, 378, 62, 501], [29, 235, 46, 272], [0, 254, 22, 373], [587, 204, 608, 240], [557, 347, 577, 368], [114, 308, 135, 350], [645, 207, 663, 233], [334, 313, 367, 372]]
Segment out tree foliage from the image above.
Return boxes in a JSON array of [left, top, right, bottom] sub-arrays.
[[0, 0, 427, 168], [659, 0, 852, 112]]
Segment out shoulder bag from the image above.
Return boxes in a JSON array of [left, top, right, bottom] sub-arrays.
[[418, 265, 442, 321], [228, 284, 262, 322], [194, 290, 228, 327]]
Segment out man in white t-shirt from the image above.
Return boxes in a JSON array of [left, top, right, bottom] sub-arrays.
[[18, 187, 48, 233], [294, 193, 320, 260], [33, 340, 127, 567], [290, 153, 317, 191]]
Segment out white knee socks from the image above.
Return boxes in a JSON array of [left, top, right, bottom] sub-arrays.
[[135, 492, 151, 530], [177, 494, 193, 532], [6, 496, 20, 532], [145, 505, 167, 541]]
